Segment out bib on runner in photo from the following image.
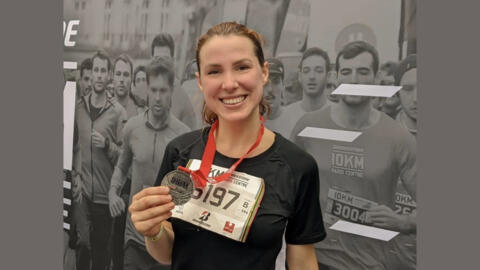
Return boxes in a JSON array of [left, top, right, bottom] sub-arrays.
[[325, 188, 377, 226]]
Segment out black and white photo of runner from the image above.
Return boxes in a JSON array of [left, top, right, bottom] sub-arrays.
[[63, 0, 417, 269]]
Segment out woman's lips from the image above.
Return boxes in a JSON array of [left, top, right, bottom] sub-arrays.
[[220, 95, 247, 105]]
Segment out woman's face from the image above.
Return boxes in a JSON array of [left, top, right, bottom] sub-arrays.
[[196, 35, 268, 123]]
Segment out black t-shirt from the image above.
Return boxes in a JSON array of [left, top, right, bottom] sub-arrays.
[[155, 128, 326, 270]]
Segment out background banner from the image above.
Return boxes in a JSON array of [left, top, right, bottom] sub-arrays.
[[63, 1, 417, 269]]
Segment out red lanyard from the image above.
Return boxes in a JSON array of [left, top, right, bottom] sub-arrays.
[[178, 116, 265, 188]]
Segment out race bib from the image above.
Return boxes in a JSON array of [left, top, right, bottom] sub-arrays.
[[171, 159, 265, 242], [325, 188, 377, 225], [394, 180, 417, 215], [395, 192, 417, 215]]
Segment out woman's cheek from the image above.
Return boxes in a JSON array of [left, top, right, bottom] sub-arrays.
[[201, 78, 221, 97], [238, 72, 263, 93]]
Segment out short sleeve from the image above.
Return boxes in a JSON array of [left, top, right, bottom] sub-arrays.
[[154, 142, 178, 186], [290, 114, 308, 149], [285, 158, 326, 244]]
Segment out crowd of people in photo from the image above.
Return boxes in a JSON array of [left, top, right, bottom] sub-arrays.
[[63, 24, 417, 269]]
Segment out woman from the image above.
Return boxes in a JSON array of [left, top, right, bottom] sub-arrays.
[[128, 22, 325, 270]]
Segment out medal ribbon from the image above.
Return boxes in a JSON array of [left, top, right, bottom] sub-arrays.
[[178, 116, 265, 188]]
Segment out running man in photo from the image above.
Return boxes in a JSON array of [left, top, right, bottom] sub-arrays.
[[77, 58, 92, 98], [75, 50, 127, 270], [132, 65, 148, 107], [108, 56, 190, 270], [277, 47, 331, 139], [112, 54, 146, 119], [292, 41, 417, 270], [263, 57, 286, 133], [371, 61, 401, 119], [151, 33, 198, 130]]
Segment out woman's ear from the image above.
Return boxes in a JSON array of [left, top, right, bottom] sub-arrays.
[[262, 61, 269, 85], [195, 71, 203, 92]]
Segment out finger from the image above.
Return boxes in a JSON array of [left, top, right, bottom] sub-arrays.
[[368, 213, 384, 221], [132, 186, 170, 202], [109, 204, 114, 216], [119, 200, 126, 212], [134, 211, 173, 236], [112, 201, 121, 217], [129, 195, 172, 217], [131, 201, 175, 223], [112, 209, 119, 218], [376, 205, 390, 211], [114, 200, 123, 216], [116, 201, 125, 216], [131, 202, 175, 223], [371, 217, 388, 224], [373, 221, 391, 229], [134, 194, 173, 212], [367, 211, 388, 219], [368, 205, 388, 212], [371, 221, 386, 228]]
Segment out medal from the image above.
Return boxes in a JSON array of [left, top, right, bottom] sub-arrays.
[[178, 116, 265, 188], [161, 169, 194, 205], [168, 116, 267, 241]]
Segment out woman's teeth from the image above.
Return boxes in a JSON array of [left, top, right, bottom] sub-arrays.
[[222, 96, 246, 105]]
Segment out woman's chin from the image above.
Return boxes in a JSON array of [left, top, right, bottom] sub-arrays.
[[217, 109, 259, 124]]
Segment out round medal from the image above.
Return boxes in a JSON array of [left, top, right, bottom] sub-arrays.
[[161, 170, 194, 205]]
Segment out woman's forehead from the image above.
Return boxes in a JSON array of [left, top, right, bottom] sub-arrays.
[[199, 35, 257, 64]]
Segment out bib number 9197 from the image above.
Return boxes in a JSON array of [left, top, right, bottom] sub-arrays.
[[191, 185, 240, 210]]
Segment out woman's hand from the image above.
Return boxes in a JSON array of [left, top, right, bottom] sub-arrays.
[[129, 186, 175, 237]]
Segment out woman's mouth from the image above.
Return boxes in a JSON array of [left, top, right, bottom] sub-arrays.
[[220, 95, 246, 105]]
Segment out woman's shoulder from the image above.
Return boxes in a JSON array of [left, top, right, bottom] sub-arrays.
[[166, 128, 206, 153], [273, 133, 318, 173]]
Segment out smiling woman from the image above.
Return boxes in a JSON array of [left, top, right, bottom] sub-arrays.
[[128, 22, 326, 270], [197, 34, 268, 132], [196, 23, 271, 126]]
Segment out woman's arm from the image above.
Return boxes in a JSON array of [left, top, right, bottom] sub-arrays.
[[129, 186, 176, 264], [286, 244, 319, 270], [145, 221, 175, 265]]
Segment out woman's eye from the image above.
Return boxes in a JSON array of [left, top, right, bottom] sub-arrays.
[[207, 70, 219, 75], [238, 65, 249, 71]]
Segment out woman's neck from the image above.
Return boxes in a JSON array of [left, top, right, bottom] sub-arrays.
[[215, 113, 274, 159]]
